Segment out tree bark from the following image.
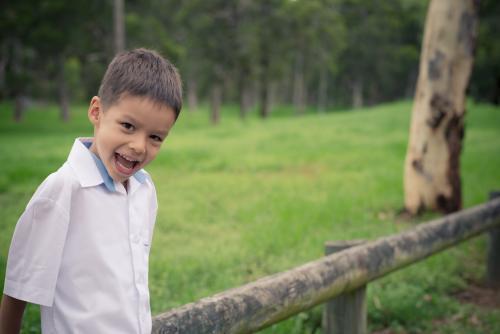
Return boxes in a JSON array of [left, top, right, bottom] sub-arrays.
[[114, 0, 125, 54], [57, 56, 70, 122], [293, 51, 306, 114], [351, 78, 363, 109], [0, 41, 8, 100], [187, 71, 198, 112], [210, 84, 222, 125], [12, 39, 24, 122], [493, 75, 500, 105], [404, 0, 479, 215], [259, 80, 271, 119], [259, 56, 271, 118], [14, 95, 24, 123], [239, 79, 251, 119], [318, 68, 328, 112]]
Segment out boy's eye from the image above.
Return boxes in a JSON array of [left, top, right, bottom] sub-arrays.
[[121, 122, 135, 131], [150, 135, 163, 142]]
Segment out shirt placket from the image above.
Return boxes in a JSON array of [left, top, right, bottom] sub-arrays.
[[128, 192, 150, 333]]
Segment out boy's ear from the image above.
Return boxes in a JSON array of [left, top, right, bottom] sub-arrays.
[[88, 96, 102, 125]]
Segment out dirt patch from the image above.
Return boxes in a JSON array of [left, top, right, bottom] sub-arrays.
[[452, 281, 500, 309]]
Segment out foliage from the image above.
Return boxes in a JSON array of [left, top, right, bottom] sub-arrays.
[[0, 0, 109, 101], [469, 0, 500, 104]]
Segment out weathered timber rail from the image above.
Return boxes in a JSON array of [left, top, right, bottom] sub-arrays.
[[152, 196, 500, 334]]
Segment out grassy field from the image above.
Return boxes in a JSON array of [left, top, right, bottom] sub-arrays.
[[0, 100, 499, 333]]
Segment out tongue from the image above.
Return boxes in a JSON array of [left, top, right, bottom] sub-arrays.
[[116, 154, 135, 169]]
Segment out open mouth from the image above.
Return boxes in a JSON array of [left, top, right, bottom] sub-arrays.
[[114, 152, 140, 175]]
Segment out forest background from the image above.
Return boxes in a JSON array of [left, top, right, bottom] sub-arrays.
[[1, 0, 499, 120]]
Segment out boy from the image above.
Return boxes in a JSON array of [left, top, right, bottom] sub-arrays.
[[0, 48, 182, 333]]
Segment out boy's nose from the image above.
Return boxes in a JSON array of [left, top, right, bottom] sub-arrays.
[[129, 136, 146, 155]]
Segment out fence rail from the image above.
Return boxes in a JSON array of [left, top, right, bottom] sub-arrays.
[[152, 196, 500, 334]]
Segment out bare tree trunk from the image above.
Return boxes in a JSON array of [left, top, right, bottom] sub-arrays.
[[494, 75, 500, 105], [0, 41, 8, 100], [405, 69, 418, 99], [351, 78, 363, 108], [58, 56, 70, 122], [404, 0, 479, 215], [259, 79, 270, 118], [293, 52, 306, 114], [114, 0, 125, 54], [210, 84, 222, 125], [14, 95, 24, 122], [239, 79, 251, 119], [317, 67, 328, 112], [12, 39, 25, 122], [187, 71, 198, 112], [259, 54, 271, 118]]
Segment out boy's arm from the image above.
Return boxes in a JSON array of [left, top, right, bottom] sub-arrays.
[[0, 294, 26, 334]]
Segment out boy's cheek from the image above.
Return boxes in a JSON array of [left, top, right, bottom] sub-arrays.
[[144, 152, 159, 166]]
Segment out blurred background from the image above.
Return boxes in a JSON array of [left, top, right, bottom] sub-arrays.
[[0, 0, 498, 121], [1, 1, 500, 333]]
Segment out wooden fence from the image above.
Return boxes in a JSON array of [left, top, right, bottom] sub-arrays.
[[152, 194, 500, 334]]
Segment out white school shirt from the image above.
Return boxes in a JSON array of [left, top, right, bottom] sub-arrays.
[[4, 138, 157, 334]]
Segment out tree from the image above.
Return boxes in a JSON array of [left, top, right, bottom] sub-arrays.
[[285, 0, 345, 113], [403, 0, 479, 215], [335, 0, 425, 108], [114, 0, 126, 54], [0, 1, 38, 121], [1, 0, 110, 121], [254, 0, 289, 118]]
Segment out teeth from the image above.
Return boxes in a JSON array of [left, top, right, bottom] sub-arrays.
[[116, 153, 140, 170], [119, 153, 138, 163]]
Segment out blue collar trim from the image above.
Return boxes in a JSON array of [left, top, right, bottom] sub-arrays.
[[82, 141, 146, 192]]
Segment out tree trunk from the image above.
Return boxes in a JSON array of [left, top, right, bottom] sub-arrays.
[[351, 78, 363, 109], [12, 38, 24, 122], [493, 75, 500, 105], [318, 67, 328, 112], [58, 56, 70, 122], [0, 41, 8, 100], [187, 72, 198, 112], [259, 56, 271, 118], [405, 69, 418, 99], [404, 0, 479, 215], [293, 52, 306, 114], [259, 79, 271, 118], [114, 0, 125, 54], [239, 80, 251, 119], [14, 95, 24, 122], [210, 84, 222, 125]]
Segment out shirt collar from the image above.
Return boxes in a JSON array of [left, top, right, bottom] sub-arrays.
[[67, 138, 147, 192]]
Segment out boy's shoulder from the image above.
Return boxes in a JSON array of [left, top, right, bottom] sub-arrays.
[[26, 162, 79, 210]]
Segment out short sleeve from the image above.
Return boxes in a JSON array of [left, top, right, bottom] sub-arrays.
[[3, 198, 70, 306]]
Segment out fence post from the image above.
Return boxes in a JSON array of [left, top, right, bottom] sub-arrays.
[[323, 240, 367, 334], [487, 191, 500, 287]]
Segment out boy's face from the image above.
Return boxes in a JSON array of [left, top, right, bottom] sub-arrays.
[[88, 95, 176, 184]]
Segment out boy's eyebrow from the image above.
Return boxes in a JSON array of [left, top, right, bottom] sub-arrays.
[[121, 114, 169, 136]]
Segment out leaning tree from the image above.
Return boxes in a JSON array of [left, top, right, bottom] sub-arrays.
[[404, 0, 479, 215]]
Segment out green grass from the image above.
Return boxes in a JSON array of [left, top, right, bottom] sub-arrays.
[[0, 100, 499, 333]]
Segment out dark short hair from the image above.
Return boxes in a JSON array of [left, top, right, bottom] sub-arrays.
[[98, 48, 182, 118]]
